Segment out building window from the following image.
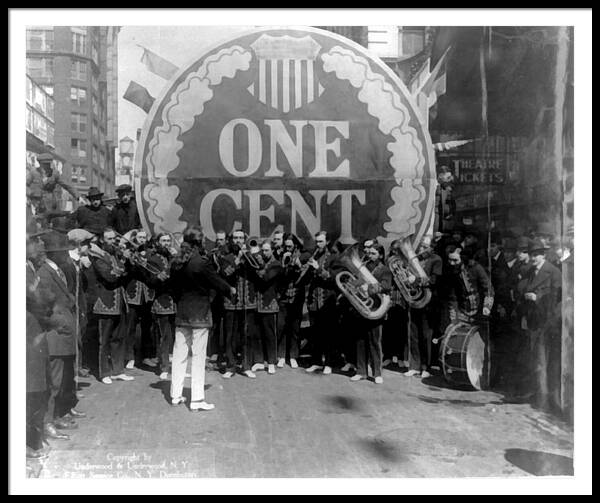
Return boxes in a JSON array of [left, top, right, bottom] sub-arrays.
[[71, 60, 87, 81], [71, 138, 87, 158], [70, 86, 87, 107], [92, 94, 99, 117], [72, 29, 87, 55], [399, 27, 425, 58], [92, 145, 98, 165], [41, 84, 53, 96], [27, 57, 53, 79], [46, 98, 54, 122], [71, 165, 87, 183], [99, 150, 106, 170], [32, 85, 47, 115], [26, 77, 33, 104], [91, 43, 99, 66], [26, 28, 54, 51], [26, 107, 33, 133], [32, 111, 48, 143], [47, 124, 55, 148], [71, 112, 87, 133]]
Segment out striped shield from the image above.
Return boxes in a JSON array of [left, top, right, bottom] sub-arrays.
[[248, 34, 325, 113]]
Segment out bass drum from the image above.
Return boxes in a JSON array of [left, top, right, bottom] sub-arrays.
[[439, 322, 487, 390]]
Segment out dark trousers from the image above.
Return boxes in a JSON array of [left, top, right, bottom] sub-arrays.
[[356, 324, 383, 377], [223, 309, 255, 372], [82, 310, 99, 375], [407, 308, 433, 371], [208, 298, 225, 358], [383, 305, 408, 361], [277, 303, 302, 360], [98, 314, 126, 378], [27, 391, 47, 450], [257, 312, 278, 364], [338, 310, 357, 366], [45, 355, 77, 423], [155, 314, 175, 373], [309, 298, 337, 367], [124, 302, 153, 363]]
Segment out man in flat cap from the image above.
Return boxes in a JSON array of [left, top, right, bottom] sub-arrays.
[[62, 229, 95, 378], [70, 187, 112, 236], [109, 184, 140, 235]]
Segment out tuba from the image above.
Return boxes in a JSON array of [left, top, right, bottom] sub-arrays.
[[387, 236, 431, 309], [335, 244, 391, 320]]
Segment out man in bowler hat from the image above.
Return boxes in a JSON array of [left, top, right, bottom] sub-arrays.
[[71, 187, 112, 236], [109, 184, 140, 235]]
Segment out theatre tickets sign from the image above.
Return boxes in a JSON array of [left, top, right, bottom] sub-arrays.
[[135, 27, 436, 247]]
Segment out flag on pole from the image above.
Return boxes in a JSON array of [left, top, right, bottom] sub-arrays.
[[433, 139, 476, 151], [123, 81, 155, 113], [139, 45, 179, 80], [419, 46, 451, 109], [408, 59, 431, 96]]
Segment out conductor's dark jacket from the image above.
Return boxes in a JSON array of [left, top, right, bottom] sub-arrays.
[[171, 248, 232, 329]]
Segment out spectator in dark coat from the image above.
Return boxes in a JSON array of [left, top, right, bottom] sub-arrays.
[[109, 184, 140, 235], [26, 236, 51, 458], [71, 187, 112, 236]]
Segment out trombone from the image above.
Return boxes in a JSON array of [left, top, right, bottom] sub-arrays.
[[114, 230, 166, 277], [239, 237, 264, 270]]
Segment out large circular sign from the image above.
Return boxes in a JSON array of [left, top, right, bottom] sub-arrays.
[[135, 26, 436, 248]]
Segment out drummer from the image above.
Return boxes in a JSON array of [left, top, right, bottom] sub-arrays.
[[445, 246, 494, 323]]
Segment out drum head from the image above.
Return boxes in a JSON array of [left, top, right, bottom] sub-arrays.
[[466, 330, 485, 390]]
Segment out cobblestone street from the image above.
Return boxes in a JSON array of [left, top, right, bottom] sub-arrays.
[[27, 361, 574, 479]]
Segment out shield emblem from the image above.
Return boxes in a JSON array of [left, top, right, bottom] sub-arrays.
[[248, 34, 325, 112]]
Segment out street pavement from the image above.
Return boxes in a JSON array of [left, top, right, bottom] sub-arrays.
[[27, 361, 574, 479]]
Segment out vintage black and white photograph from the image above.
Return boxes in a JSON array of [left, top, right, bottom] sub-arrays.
[[9, 8, 591, 495]]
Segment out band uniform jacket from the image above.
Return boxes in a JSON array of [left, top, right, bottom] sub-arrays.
[[37, 259, 77, 356], [520, 260, 562, 331], [26, 263, 49, 393], [448, 261, 495, 320], [252, 256, 283, 313], [223, 259, 257, 311], [123, 275, 154, 306], [142, 250, 176, 315], [109, 199, 141, 235], [171, 247, 233, 329], [91, 250, 129, 315], [307, 249, 337, 311], [279, 258, 306, 306]]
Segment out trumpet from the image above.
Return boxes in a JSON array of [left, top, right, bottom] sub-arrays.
[[88, 242, 127, 276], [114, 231, 167, 277], [282, 248, 301, 267], [129, 250, 167, 277], [294, 247, 319, 285]]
